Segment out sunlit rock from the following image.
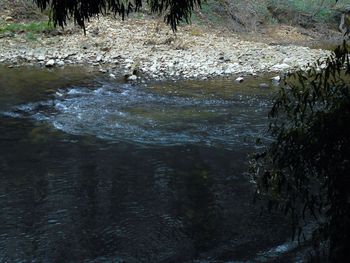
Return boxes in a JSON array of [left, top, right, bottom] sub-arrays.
[[235, 76, 244, 83], [45, 59, 55, 67], [271, 75, 281, 82], [127, 75, 137, 81], [271, 63, 291, 72]]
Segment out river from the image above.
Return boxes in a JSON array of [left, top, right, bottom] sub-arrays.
[[0, 66, 299, 262]]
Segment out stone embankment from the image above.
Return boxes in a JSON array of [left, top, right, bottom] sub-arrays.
[[0, 17, 331, 80]]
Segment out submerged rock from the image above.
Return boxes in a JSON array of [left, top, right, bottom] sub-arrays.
[[259, 83, 270, 89]]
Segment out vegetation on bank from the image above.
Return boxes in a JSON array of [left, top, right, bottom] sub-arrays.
[[0, 0, 348, 33], [190, 0, 349, 32], [250, 42, 350, 261], [0, 21, 52, 34], [0, 21, 53, 41]]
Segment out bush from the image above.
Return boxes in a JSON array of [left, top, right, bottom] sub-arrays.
[[250, 41, 350, 261]]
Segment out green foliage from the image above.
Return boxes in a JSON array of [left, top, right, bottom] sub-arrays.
[[25, 32, 37, 41], [192, 0, 226, 27], [250, 41, 350, 260], [264, 0, 347, 24], [0, 21, 53, 34], [33, 0, 202, 31]]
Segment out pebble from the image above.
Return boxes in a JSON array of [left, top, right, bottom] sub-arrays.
[[125, 58, 134, 63], [45, 59, 55, 67], [96, 55, 103, 62], [127, 75, 137, 81], [5, 16, 14, 22], [56, 60, 65, 67], [271, 63, 291, 72], [271, 75, 281, 82], [235, 77, 244, 83], [37, 55, 46, 61], [0, 17, 331, 80]]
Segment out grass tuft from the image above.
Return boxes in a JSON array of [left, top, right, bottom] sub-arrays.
[[0, 21, 53, 34]]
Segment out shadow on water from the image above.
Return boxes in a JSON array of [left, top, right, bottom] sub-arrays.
[[0, 66, 297, 262]]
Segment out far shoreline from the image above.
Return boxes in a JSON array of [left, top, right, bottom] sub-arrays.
[[0, 17, 332, 82]]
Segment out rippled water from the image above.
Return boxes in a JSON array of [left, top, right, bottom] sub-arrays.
[[0, 66, 296, 262], [4, 81, 270, 148]]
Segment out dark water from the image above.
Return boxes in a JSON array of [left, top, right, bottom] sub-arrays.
[[0, 66, 295, 262]]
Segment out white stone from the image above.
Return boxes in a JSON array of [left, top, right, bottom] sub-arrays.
[[45, 59, 55, 67], [271, 63, 291, 71], [224, 67, 235, 74], [271, 75, 281, 82], [125, 58, 134, 63], [37, 55, 46, 61], [96, 55, 103, 62], [56, 60, 65, 67], [5, 16, 14, 22], [128, 75, 137, 81], [235, 77, 244, 83], [283, 57, 295, 65]]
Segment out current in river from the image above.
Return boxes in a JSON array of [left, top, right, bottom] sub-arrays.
[[0, 66, 297, 262]]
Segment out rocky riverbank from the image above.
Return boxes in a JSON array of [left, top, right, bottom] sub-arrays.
[[0, 16, 331, 80]]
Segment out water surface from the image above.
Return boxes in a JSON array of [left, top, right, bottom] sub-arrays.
[[0, 66, 293, 262]]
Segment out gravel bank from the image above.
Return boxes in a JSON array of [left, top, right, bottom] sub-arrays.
[[0, 17, 331, 80]]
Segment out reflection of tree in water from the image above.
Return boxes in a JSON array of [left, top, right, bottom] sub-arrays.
[[75, 163, 100, 258], [173, 164, 222, 254]]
